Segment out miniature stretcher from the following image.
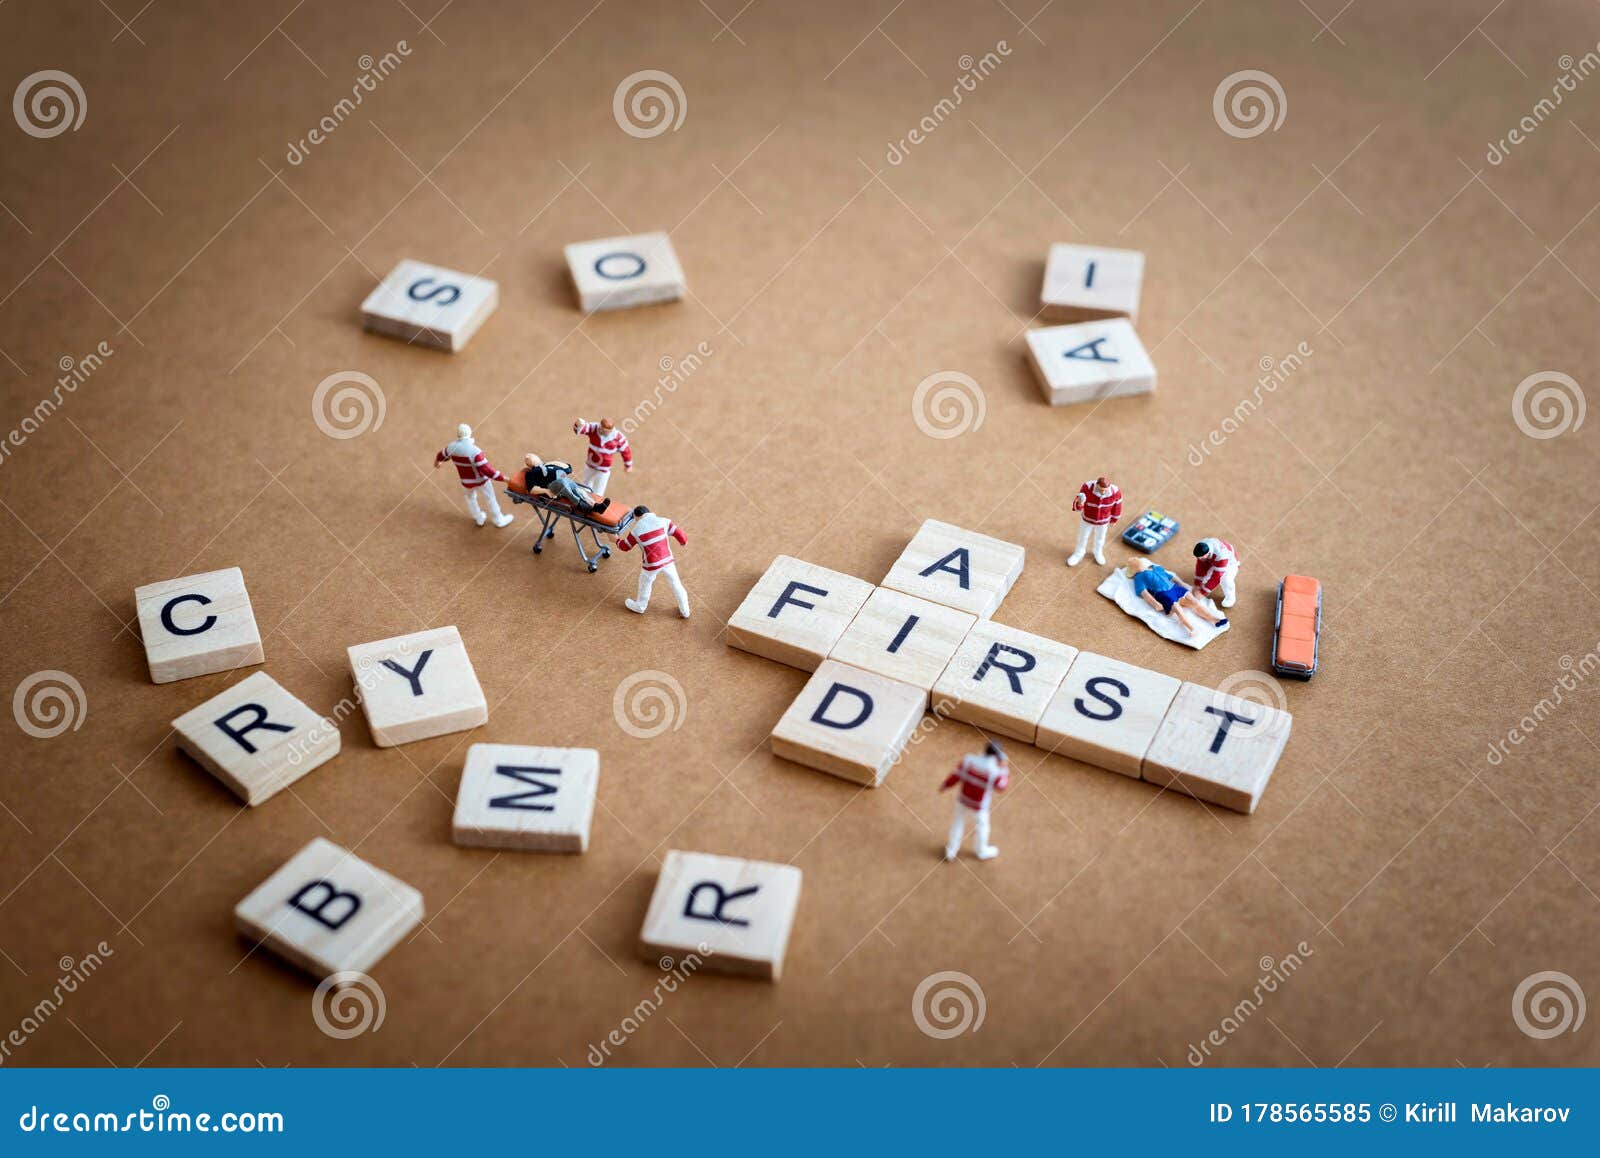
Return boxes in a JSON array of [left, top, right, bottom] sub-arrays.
[[1272, 574, 1322, 678], [504, 478, 636, 572]]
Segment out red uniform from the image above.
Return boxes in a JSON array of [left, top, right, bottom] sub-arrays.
[[942, 752, 1008, 812], [1194, 539, 1239, 595], [1075, 480, 1123, 525], [578, 422, 632, 473], [435, 440, 505, 489], [617, 514, 686, 571]]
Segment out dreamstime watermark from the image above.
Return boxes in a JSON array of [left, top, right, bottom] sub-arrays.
[[13, 70, 85, 138], [0, 340, 114, 467], [912, 370, 986, 439], [312, 370, 386, 439], [1186, 341, 1312, 465], [612, 670, 687, 739], [1512, 970, 1585, 1039], [1487, 46, 1600, 164], [1213, 669, 1291, 734], [311, 971, 386, 1039], [1485, 643, 1599, 765], [285, 43, 412, 165], [886, 43, 1011, 165], [13, 670, 86, 739], [1186, 941, 1314, 1065], [284, 640, 419, 767], [0, 942, 114, 1065], [621, 340, 714, 436], [1511, 370, 1584, 439], [585, 947, 709, 1065], [912, 970, 986, 1039], [613, 70, 686, 138], [1213, 69, 1286, 139]]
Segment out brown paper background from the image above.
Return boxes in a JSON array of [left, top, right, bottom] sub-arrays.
[[1, 0, 1598, 1067]]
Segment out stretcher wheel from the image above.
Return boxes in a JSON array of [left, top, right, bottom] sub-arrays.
[[600, 547, 611, 558], [533, 544, 543, 554], [587, 561, 598, 573], [544, 527, 555, 540]]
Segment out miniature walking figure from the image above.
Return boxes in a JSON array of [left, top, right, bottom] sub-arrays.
[[573, 417, 633, 496], [941, 740, 1009, 861], [1067, 476, 1122, 566], [1129, 556, 1228, 636], [1193, 536, 1240, 609], [435, 424, 514, 527], [617, 505, 689, 618], [521, 454, 609, 515]]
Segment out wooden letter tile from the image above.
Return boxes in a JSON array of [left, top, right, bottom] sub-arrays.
[[565, 231, 686, 313], [1040, 243, 1145, 323], [135, 566, 264, 684], [639, 849, 802, 980], [770, 659, 926, 787], [1036, 651, 1181, 777], [361, 259, 499, 352], [235, 837, 424, 979], [1025, 319, 1156, 408], [347, 625, 487, 747], [1141, 681, 1293, 813], [725, 555, 875, 671], [172, 671, 339, 806], [931, 621, 1078, 744], [880, 518, 1025, 619], [828, 587, 976, 705], [452, 743, 599, 853]]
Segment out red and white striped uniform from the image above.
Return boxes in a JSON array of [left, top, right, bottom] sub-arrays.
[[1075, 480, 1123, 525], [1194, 538, 1239, 595], [617, 512, 686, 571], [577, 423, 632, 473], [435, 438, 504, 489], [942, 752, 1008, 812]]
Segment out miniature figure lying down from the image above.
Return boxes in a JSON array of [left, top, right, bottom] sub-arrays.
[[521, 454, 610, 515], [1097, 558, 1230, 649]]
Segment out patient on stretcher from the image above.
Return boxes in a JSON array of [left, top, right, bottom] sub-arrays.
[[519, 454, 610, 515]]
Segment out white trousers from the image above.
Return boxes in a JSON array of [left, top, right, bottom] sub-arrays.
[[945, 801, 991, 854], [1210, 562, 1238, 607], [1073, 521, 1109, 556], [581, 465, 611, 495], [635, 563, 689, 614], [465, 485, 507, 524]]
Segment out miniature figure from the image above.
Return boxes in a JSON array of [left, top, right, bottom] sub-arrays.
[[1129, 556, 1228, 636], [942, 740, 1009, 861], [573, 417, 633, 496], [1121, 508, 1179, 553], [521, 454, 609, 515], [1066, 476, 1122, 566], [617, 505, 689, 618], [1193, 537, 1240, 609], [435, 424, 514, 528]]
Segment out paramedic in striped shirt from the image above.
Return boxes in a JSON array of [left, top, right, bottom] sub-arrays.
[[1066, 476, 1122, 567], [941, 741, 1009, 861], [434, 423, 514, 528], [1192, 537, 1240, 609], [572, 417, 633, 496], [617, 505, 690, 618]]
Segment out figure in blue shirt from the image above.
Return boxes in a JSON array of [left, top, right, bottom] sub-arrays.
[[1129, 557, 1228, 637]]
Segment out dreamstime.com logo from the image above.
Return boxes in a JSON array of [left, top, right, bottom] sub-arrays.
[[586, 947, 709, 1065], [1213, 669, 1290, 735], [912, 371, 986, 439], [612, 670, 687, 739], [613, 70, 686, 138], [13, 670, 86, 739], [312, 370, 386, 439], [13, 70, 86, 138], [912, 970, 986, 1039], [1511, 371, 1585, 439], [311, 971, 386, 1039], [1512, 970, 1585, 1040], [1213, 70, 1286, 139]]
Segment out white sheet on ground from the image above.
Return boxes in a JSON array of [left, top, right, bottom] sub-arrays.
[[1096, 566, 1229, 650]]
